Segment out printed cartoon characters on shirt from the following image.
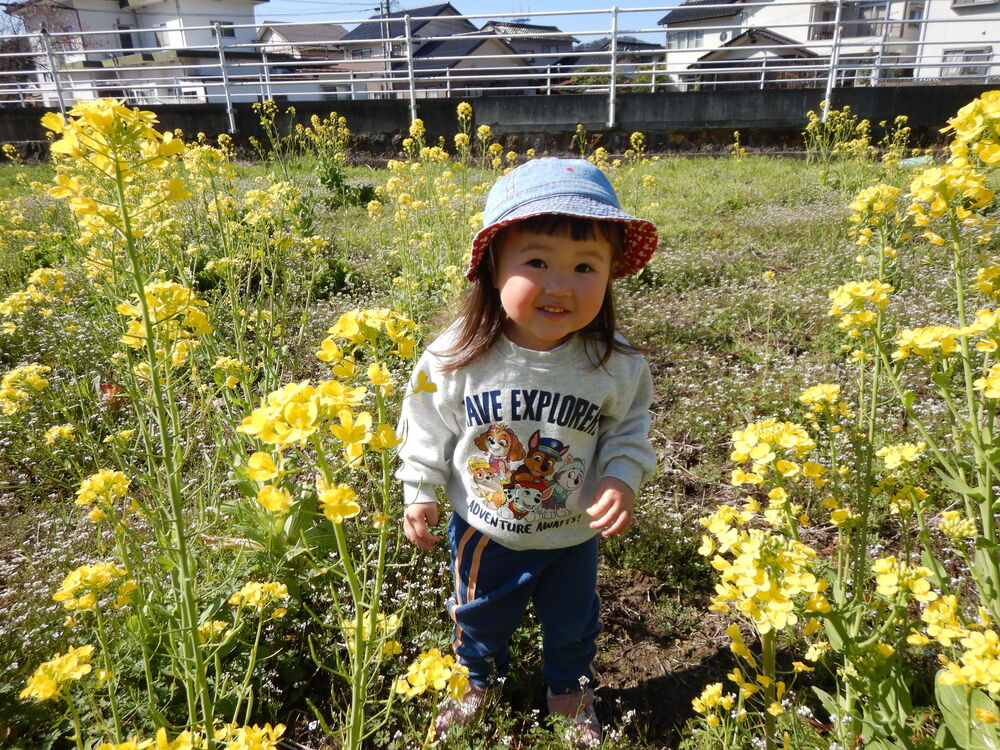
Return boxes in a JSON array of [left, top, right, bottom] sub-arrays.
[[497, 478, 553, 521], [473, 423, 525, 482], [468, 456, 506, 509], [545, 456, 586, 518], [508, 431, 568, 487]]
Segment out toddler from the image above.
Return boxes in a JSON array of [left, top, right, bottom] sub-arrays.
[[397, 158, 658, 746]]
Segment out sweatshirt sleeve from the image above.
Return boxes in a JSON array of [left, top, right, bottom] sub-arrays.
[[594, 356, 656, 494], [394, 349, 461, 505]]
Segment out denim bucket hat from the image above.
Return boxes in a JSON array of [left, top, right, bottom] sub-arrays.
[[466, 158, 659, 281]]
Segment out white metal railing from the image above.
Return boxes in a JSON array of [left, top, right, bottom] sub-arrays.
[[0, 0, 997, 129]]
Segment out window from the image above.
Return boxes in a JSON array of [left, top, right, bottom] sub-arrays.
[[117, 26, 135, 50], [211, 21, 236, 38], [953, 0, 998, 7], [349, 48, 373, 59], [666, 29, 703, 50], [941, 47, 992, 77]]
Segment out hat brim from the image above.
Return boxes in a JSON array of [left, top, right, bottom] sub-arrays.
[[465, 194, 658, 281]]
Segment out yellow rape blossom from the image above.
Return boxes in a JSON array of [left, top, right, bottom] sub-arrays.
[[228, 581, 289, 612], [319, 483, 361, 523], [20, 644, 95, 701], [395, 648, 469, 699], [256, 485, 293, 514]]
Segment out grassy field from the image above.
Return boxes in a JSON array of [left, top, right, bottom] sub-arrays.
[[1, 97, 998, 750]]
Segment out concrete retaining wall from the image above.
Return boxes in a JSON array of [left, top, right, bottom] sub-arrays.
[[0, 85, 992, 155]]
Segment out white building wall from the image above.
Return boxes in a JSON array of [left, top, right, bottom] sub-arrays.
[[919, 0, 1000, 79]]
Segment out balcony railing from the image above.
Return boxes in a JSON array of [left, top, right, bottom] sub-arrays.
[[0, 0, 996, 129]]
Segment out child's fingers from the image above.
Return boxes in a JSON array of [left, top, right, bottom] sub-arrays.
[[403, 504, 440, 550], [588, 497, 621, 530], [599, 508, 633, 536]]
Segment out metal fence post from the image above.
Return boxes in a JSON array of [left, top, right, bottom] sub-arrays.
[[607, 5, 618, 128], [261, 49, 273, 100], [871, 0, 893, 86], [40, 30, 67, 119], [822, 0, 844, 121], [214, 23, 237, 133], [404, 14, 417, 123], [546, 64, 552, 95]]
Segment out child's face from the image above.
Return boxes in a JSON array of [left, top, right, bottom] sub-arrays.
[[493, 226, 613, 351]]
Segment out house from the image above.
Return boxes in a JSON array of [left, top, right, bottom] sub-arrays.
[[335, 2, 476, 62], [256, 22, 346, 59], [658, 0, 1000, 89], [685, 28, 822, 90], [5, 0, 279, 105], [333, 3, 544, 97], [918, 0, 1000, 81], [480, 20, 577, 66], [390, 29, 532, 96]]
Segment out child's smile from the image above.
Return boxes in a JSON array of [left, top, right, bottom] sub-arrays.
[[493, 227, 613, 351]]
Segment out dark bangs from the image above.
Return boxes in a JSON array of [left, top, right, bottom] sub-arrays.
[[502, 214, 627, 251]]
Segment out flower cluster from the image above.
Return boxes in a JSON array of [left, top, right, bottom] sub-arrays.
[[827, 279, 893, 334], [228, 581, 289, 617], [729, 419, 816, 486], [872, 557, 938, 603], [394, 648, 469, 699], [0, 364, 51, 415], [53, 562, 137, 611], [94, 724, 285, 750], [0, 267, 67, 322], [341, 611, 402, 656], [117, 281, 212, 367], [799, 383, 851, 421], [943, 90, 1000, 169], [20, 644, 95, 701], [907, 164, 994, 238], [875, 441, 926, 470], [691, 682, 735, 726], [41, 99, 188, 235], [75, 469, 131, 523], [700, 501, 829, 635]]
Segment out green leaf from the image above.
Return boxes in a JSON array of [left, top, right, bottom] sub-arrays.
[[902, 391, 916, 409], [813, 686, 841, 721], [935, 671, 1000, 750], [934, 468, 985, 501]]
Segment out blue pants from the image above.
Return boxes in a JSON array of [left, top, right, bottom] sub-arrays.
[[446, 513, 601, 695]]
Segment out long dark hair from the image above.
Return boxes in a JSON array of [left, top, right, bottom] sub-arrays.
[[439, 215, 636, 372]]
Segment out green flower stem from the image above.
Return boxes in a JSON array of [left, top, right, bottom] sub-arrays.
[[872, 342, 957, 478], [63, 686, 85, 750], [231, 614, 265, 726], [312, 438, 367, 750], [93, 605, 123, 741], [761, 630, 776, 750], [112, 154, 215, 746]]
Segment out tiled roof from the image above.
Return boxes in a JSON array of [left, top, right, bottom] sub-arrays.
[[482, 20, 579, 45], [658, 0, 742, 26], [392, 32, 523, 72], [257, 22, 347, 43], [339, 3, 472, 43], [695, 27, 818, 62]]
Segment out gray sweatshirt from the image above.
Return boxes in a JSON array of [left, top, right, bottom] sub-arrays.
[[396, 325, 656, 551]]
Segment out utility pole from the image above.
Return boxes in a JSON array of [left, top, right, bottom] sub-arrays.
[[380, 0, 391, 98]]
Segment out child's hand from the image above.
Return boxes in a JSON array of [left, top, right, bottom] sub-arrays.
[[403, 502, 441, 550], [586, 477, 635, 537]]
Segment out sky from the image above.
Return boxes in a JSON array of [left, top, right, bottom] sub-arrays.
[[254, 0, 679, 44]]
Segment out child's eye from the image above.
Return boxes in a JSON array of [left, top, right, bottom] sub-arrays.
[[526, 258, 547, 268], [575, 264, 594, 273]]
